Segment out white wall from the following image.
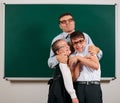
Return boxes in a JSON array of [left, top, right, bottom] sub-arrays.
[[0, 0, 120, 103]]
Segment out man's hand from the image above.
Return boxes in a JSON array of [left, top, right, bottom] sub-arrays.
[[56, 54, 68, 64], [72, 98, 79, 103], [88, 45, 100, 56]]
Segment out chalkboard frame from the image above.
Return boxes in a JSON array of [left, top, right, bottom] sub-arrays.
[[4, 4, 116, 80]]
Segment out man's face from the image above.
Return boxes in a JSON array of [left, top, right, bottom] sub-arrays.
[[59, 15, 75, 33], [72, 37, 86, 52], [56, 40, 71, 56]]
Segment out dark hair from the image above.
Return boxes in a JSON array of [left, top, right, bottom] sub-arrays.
[[58, 13, 74, 22], [70, 31, 85, 40], [52, 39, 64, 55]]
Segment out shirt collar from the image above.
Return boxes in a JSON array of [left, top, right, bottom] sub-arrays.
[[62, 30, 75, 39], [62, 32, 69, 39]]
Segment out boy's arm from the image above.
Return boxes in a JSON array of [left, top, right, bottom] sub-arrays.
[[69, 55, 99, 70], [78, 55, 99, 70], [69, 62, 81, 81]]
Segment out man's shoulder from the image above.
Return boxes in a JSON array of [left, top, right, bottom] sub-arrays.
[[83, 32, 89, 37], [52, 32, 65, 43]]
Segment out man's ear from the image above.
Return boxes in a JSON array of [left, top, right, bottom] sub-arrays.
[[59, 24, 62, 30]]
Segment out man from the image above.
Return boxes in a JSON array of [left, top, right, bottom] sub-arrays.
[[48, 12, 102, 69], [48, 39, 79, 103], [69, 31, 103, 103]]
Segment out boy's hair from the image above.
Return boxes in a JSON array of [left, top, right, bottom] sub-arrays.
[[70, 31, 85, 40], [52, 39, 64, 55]]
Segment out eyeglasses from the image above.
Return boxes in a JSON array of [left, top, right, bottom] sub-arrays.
[[72, 39, 85, 45], [59, 18, 74, 24]]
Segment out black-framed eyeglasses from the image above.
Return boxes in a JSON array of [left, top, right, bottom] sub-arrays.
[[59, 18, 74, 24], [72, 39, 85, 45]]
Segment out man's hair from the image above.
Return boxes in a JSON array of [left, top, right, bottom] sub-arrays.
[[52, 39, 65, 55], [70, 31, 85, 40], [58, 13, 73, 22]]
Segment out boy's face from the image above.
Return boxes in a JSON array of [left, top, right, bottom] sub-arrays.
[[71, 37, 86, 52], [56, 40, 71, 56]]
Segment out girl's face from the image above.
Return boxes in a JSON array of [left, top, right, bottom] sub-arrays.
[[56, 40, 71, 56]]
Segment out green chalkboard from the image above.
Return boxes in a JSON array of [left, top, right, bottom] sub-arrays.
[[5, 4, 115, 78]]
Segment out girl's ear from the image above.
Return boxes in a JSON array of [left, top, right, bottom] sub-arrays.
[[56, 50, 59, 55]]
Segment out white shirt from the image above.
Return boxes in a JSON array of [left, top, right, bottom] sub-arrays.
[[59, 63, 77, 99], [71, 44, 101, 81]]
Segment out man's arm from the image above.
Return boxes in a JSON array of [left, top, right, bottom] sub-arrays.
[[48, 34, 66, 68], [48, 49, 69, 68], [48, 48, 59, 68], [83, 32, 103, 60], [48, 35, 60, 68]]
